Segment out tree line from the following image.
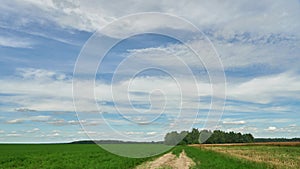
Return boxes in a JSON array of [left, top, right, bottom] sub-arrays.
[[164, 128, 254, 145], [254, 138, 300, 142]]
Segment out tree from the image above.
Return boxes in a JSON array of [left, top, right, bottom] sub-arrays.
[[164, 131, 184, 145], [199, 130, 213, 143], [164, 129, 255, 145], [243, 133, 254, 143], [184, 128, 200, 144]]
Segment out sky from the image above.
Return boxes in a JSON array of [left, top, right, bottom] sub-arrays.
[[0, 0, 300, 143]]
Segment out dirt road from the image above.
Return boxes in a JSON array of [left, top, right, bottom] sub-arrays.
[[136, 150, 195, 169]]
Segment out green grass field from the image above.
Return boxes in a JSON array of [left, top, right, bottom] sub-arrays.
[[0, 144, 299, 169]]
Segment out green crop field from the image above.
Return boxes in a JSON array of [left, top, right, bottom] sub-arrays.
[[0, 144, 164, 169], [0, 143, 299, 169], [100, 143, 171, 158]]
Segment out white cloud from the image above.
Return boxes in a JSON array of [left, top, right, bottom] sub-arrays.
[[45, 119, 102, 126], [1, 67, 299, 124], [265, 126, 277, 131], [51, 130, 61, 133], [68, 120, 83, 125], [29, 116, 52, 122], [1, 44, 295, 113], [47, 133, 60, 137], [263, 125, 300, 133], [36, 130, 63, 138], [14, 108, 37, 112], [6, 0, 297, 74], [27, 128, 40, 133], [6, 133, 22, 137], [125, 131, 144, 135], [0, 0, 112, 32], [6, 116, 52, 124], [121, 35, 299, 75], [0, 130, 5, 134], [116, 41, 218, 75], [224, 126, 258, 134], [146, 132, 157, 136], [0, 68, 74, 112], [0, 36, 33, 48], [4, 0, 299, 37], [17, 68, 68, 81], [67, 120, 100, 126], [6, 119, 24, 124], [77, 131, 97, 134], [227, 72, 300, 104], [222, 120, 246, 125], [47, 119, 66, 126]]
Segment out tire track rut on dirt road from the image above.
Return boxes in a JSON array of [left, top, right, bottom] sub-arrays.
[[136, 150, 195, 169]]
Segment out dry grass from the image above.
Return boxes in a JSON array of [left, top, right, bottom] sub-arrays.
[[190, 143, 300, 169]]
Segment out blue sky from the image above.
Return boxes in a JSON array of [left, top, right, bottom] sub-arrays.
[[0, 0, 300, 143]]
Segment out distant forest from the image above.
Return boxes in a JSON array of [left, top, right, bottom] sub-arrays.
[[164, 128, 300, 145], [254, 138, 300, 142]]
